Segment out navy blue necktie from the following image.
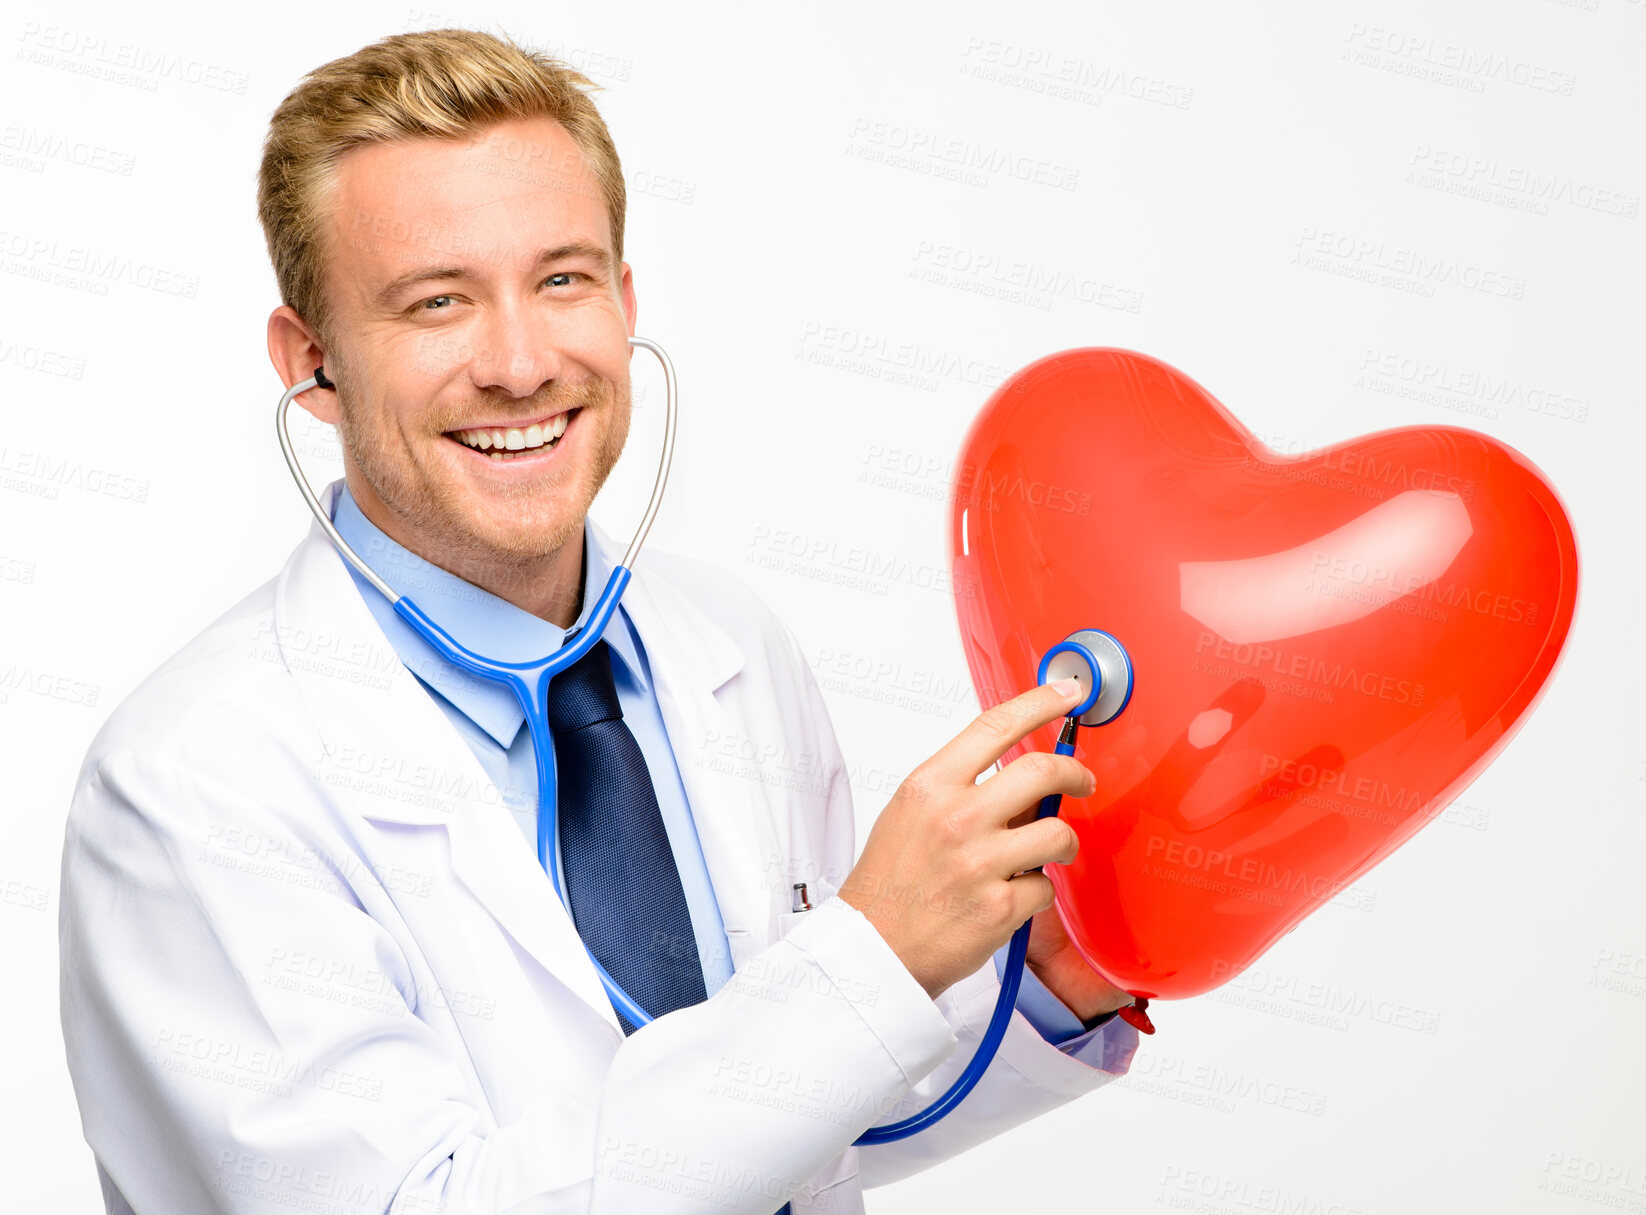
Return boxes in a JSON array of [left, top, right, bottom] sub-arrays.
[[548, 637, 707, 1035], [551, 639, 795, 1214]]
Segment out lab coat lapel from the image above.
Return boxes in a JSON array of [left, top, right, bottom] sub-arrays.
[[274, 492, 622, 1036], [601, 522, 784, 967]]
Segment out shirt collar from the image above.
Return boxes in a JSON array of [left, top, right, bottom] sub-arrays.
[[331, 481, 649, 749]]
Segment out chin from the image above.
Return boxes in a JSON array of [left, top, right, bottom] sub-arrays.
[[460, 500, 586, 562]]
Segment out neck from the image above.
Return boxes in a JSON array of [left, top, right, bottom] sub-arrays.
[[345, 475, 586, 628]]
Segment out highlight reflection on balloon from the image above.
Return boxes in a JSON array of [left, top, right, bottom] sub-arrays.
[[949, 349, 1578, 1001]]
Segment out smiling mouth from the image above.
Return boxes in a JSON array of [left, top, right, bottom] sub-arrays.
[[445, 409, 577, 461]]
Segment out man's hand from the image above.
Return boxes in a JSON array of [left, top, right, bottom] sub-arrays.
[[1023, 900, 1133, 1021], [838, 679, 1094, 1001]]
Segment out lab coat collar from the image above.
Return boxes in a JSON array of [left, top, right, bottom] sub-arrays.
[[273, 479, 760, 1032], [328, 482, 659, 750]]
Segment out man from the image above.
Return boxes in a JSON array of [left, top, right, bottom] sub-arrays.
[[60, 28, 1138, 1215]]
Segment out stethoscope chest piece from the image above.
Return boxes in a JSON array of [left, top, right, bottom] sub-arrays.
[[1038, 629, 1134, 727]]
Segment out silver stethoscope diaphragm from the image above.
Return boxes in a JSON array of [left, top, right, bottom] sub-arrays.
[[1038, 629, 1135, 727]]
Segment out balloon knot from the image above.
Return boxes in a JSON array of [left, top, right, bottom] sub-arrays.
[[1118, 996, 1155, 1034]]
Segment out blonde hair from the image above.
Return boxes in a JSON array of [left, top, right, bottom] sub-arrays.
[[257, 28, 625, 349]]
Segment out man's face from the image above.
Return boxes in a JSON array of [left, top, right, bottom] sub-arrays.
[[319, 116, 636, 574]]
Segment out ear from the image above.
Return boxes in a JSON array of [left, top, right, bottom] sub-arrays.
[[619, 260, 637, 336], [267, 306, 339, 424]]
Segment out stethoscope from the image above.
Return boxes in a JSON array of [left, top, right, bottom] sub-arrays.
[[276, 336, 1137, 1145]]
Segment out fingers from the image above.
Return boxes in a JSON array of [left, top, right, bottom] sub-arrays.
[[975, 749, 1094, 827], [1005, 871, 1057, 924], [920, 681, 1086, 787], [995, 815, 1080, 877]]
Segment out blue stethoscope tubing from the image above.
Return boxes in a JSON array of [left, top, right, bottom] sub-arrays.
[[275, 336, 1077, 1144], [277, 337, 675, 1032]]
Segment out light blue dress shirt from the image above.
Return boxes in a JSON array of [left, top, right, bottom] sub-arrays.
[[332, 484, 735, 992], [332, 484, 1119, 1057]]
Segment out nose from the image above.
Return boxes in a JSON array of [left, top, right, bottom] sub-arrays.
[[465, 296, 565, 399]]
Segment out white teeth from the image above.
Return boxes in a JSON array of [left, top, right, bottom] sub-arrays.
[[452, 412, 574, 456]]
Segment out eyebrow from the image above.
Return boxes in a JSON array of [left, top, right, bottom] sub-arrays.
[[371, 241, 615, 309]]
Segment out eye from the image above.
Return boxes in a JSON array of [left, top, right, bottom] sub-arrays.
[[544, 272, 583, 288], [422, 295, 455, 310]]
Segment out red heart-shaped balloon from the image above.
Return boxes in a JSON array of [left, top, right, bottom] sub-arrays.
[[948, 349, 1578, 1001]]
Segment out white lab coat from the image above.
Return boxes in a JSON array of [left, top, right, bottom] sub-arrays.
[[59, 481, 1135, 1215]]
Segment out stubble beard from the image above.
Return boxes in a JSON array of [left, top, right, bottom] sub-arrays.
[[335, 368, 631, 587]]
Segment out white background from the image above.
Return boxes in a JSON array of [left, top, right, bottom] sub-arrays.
[[3, 1, 1643, 1211]]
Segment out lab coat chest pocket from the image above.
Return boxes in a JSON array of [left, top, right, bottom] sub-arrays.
[[350, 808, 623, 1115], [773, 873, 864, 1210], [774, 876, 840, 940], [345, 817, 519, 1037]]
